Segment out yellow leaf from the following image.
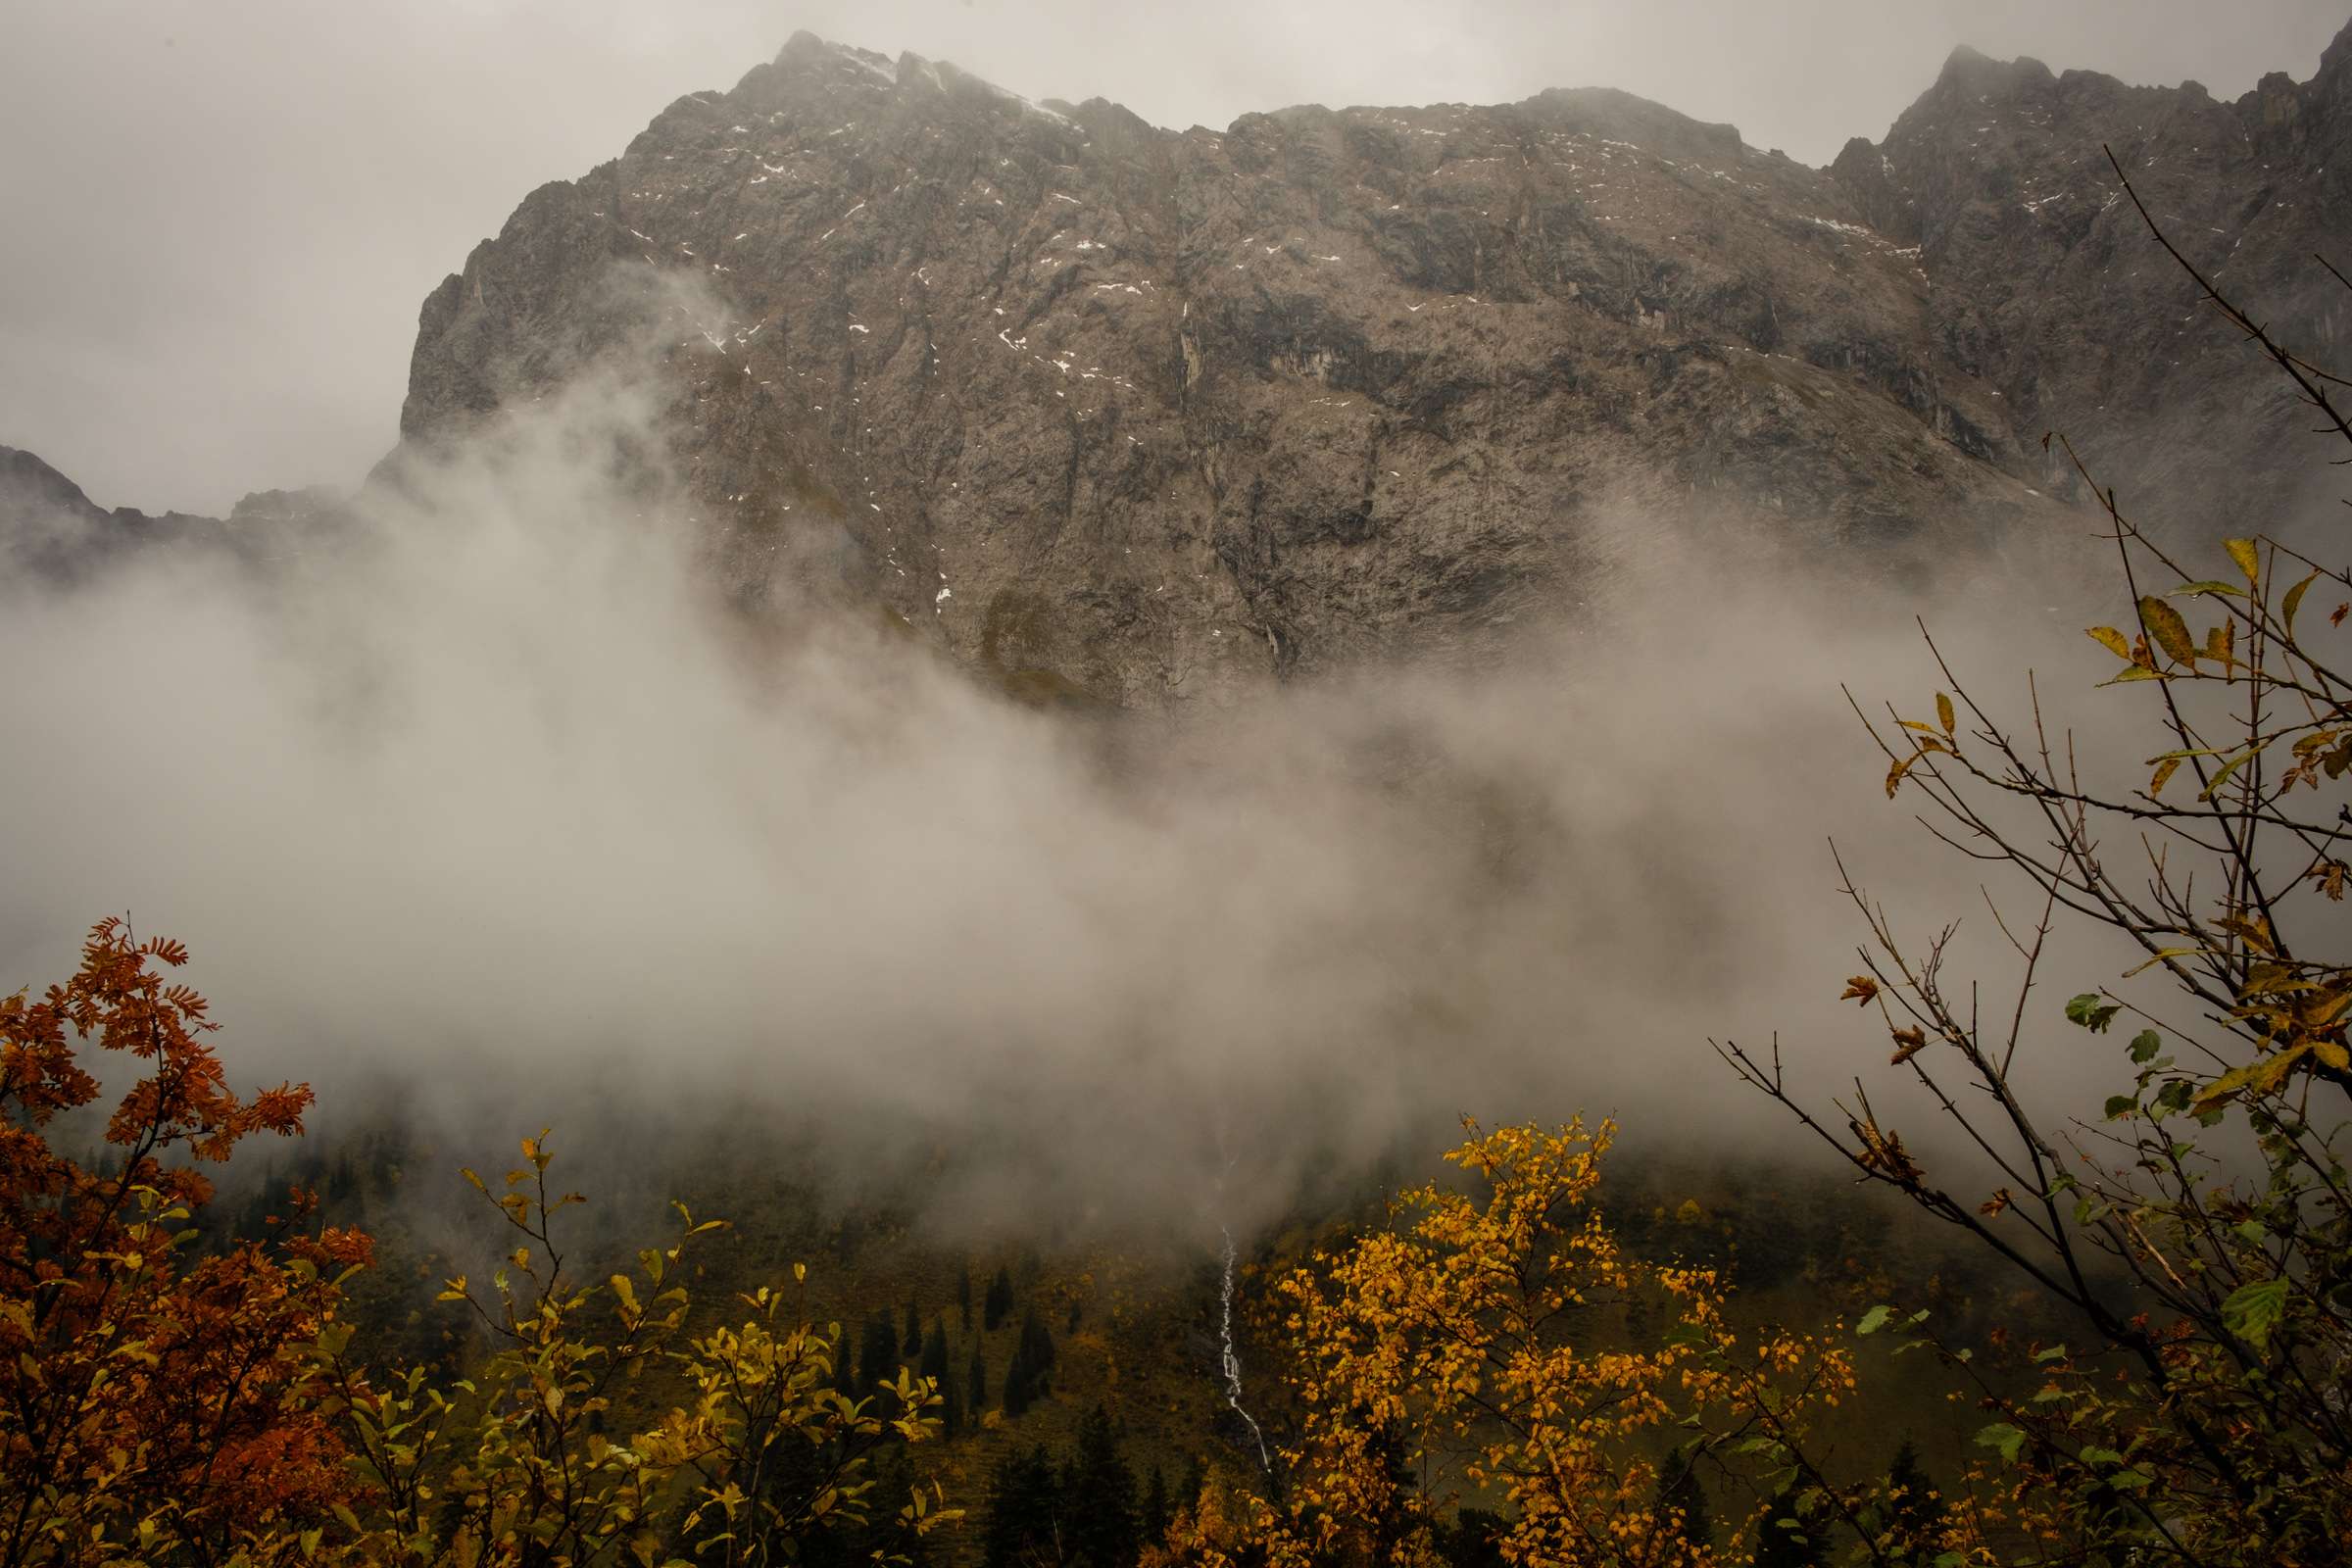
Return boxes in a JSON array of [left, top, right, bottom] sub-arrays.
[[2138, 596, 2196, 665], [2192, 1042, 2309, 1112], [2283, 569, 2322, 639], [2301, 991, 2352, 1030], [2312, 1038, 2350, 1071], [2086, 625, 2133, 660], [2149, 757, 2181, 797], [2226, 538, 2260, 583], [1936, 692, 1956, 736]]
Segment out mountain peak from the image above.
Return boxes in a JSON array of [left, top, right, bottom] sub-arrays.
[[1933, 43, 2055, 96]]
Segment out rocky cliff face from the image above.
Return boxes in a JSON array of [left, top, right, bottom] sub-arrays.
[[1830, 28, 2352, 526], [391, 32, 2082, 703]]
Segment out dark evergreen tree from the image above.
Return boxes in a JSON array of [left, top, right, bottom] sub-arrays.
[[999, 1305, 1057, 1415], [1751, 1486, 1818, 1568], [1435, 1508, 1507, 1568], [1139, 1465, 1169, 1553], [1002, 1339, 1033, 1418], [832, 1319, 858, 1397], [857, 1308, 898, 1393], [1019, 1305, 1056, 1380], [1654, 1451, 1711, 1553], [1883, 1438, 1944, 1563], [919, 1318, 953, 1432], [957, 1264, 973, 1333], [967, 1341, 988, 1409], [984, 1265, 1013, 1331], [1066, 1404, 1139, 1567], [981, 1445, 1061, 1568], [903, 1298, 922, 1357]]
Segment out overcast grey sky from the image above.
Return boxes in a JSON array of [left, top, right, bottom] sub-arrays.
[[3, 0, 2344, 515]]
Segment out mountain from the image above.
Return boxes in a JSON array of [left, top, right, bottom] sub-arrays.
[[1829, 27, 2352, 532], [392, 32, 2068, 703], [19, 26, 2352, 701], [0, 445, 346, 585]]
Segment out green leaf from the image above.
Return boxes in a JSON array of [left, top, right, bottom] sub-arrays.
[[2220, 1277, 2289, 1352], [2103, 1095, 2137, 1120], [2066, 994, 2121, 1033], [2079, 1446, 2125, 1467], [2108, 1468, 2154, 1491], [1975, 1422, 2028, 1463], [2172, 579, 2247, 599], [2129, 1029, 2163, 1063], [2283, 568, 2322, 639], [1856, 1304, 1892, 1336], [2138, 595, 2197, 663], [2226, 537, 2261, 583], [2198, 746, 2263, 803], [2124, 946, 2202, 977]]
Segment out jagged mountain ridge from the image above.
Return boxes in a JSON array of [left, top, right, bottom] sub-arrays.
[[1829, 28, 2352, 533], [0, 445, 342, 584], [393, 31, 2065, 702], [18, 25, 2352, 703]]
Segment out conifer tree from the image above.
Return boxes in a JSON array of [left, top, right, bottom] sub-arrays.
[[984, 1265, 1013, 1331], [919, 1319, 951, 1394], [982, 1446, 1060, 1568], [1067, 1404, 1139, 1567], [957, 1264, 973, 1333], [1020, 1305, 1055, 1386], [1178, 1454, 1204, 1521], [1750, 1487, 1818, 1568], [1653, 1451, 1710, 1553], [1140, 1465, 1169, 1553], [1002, 1341, 1032, 1418], [903, 1297, 922, 1357], [967, 1341, 987, 1409], [857, 1308, 898, 1393], [1883, 1438, 1943, 1563]]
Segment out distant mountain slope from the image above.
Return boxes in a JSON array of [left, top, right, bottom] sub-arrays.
[[1, 445, 346, 583]]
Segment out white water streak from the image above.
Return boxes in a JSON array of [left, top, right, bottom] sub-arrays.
[[1219, 1225, 1272, 1471]]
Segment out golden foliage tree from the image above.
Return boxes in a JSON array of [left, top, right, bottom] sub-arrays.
[[1160, 1120, 1862, 1568]]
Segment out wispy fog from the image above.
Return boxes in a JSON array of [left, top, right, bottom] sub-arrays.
[[0, 331, 2179, 1237]]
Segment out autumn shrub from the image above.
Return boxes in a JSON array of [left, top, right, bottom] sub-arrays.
[[0, 919, 956, 1568], [1717, 153, 2352, 1565]]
